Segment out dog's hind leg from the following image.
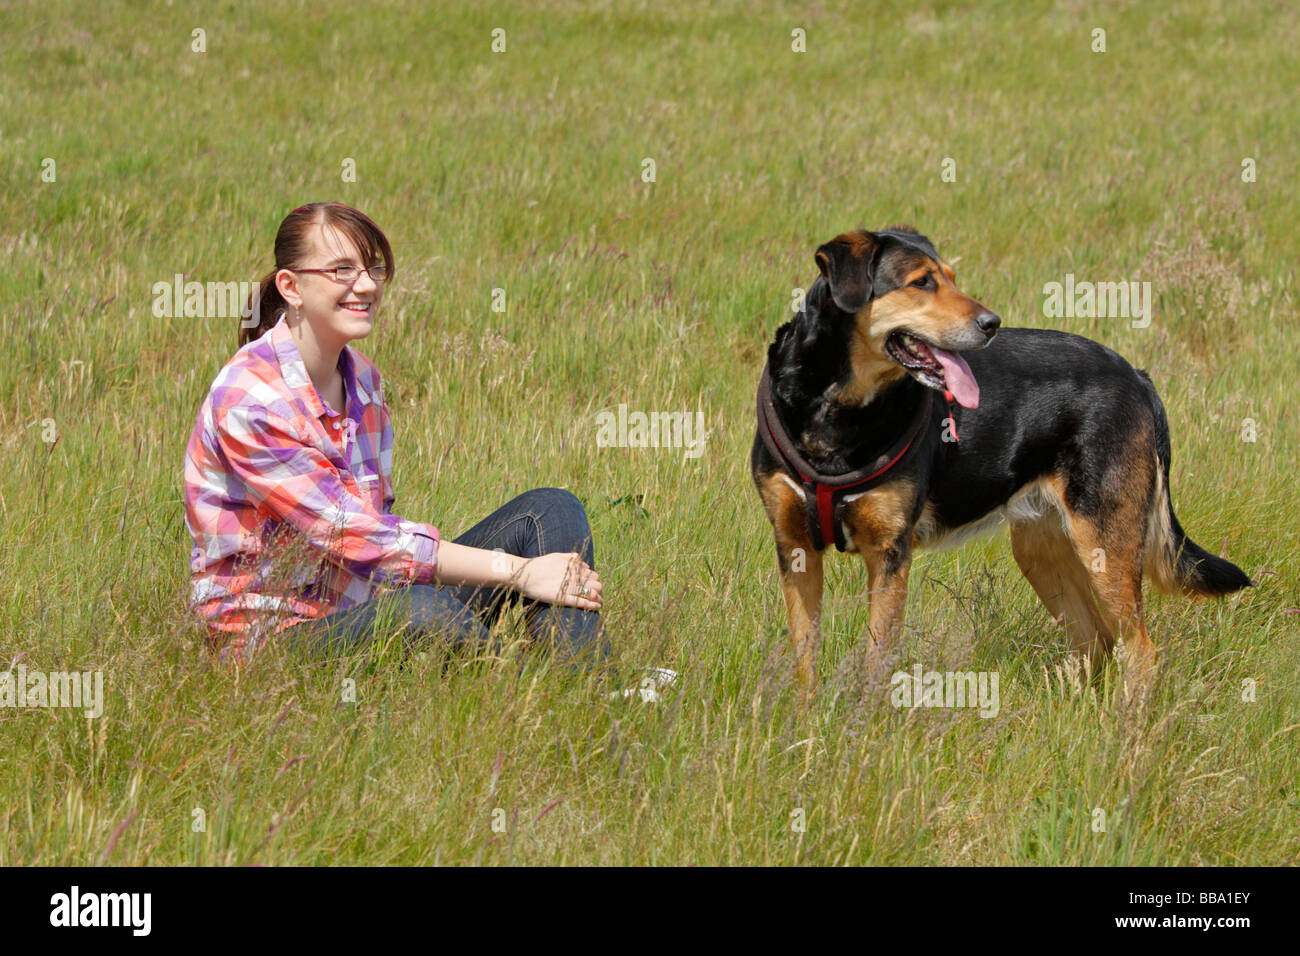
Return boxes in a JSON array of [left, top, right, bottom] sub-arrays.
[[1058, 500, 1156, 693], [1010, 474, 1156, 688], [1009, 514, 1109, 670]]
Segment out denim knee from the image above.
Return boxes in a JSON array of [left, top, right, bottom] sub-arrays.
[[518, 487, 584, 517], [521, 487, 591, 543]]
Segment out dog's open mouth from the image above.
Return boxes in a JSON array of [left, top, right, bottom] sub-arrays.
[[885, 331, 981, 408]]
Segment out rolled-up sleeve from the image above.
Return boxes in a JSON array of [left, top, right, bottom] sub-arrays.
[[216, 404, 438, 586]]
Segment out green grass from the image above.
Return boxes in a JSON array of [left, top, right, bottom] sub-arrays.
[[1, 0, 1297, 865]]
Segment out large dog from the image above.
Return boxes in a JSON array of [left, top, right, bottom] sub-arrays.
[[751, 226, 1250, 702]]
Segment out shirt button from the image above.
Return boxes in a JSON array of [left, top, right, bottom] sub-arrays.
[[333, 422, 340, 430]]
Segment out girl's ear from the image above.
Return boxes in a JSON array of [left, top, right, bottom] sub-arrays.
[[274, 268, 302, 309]]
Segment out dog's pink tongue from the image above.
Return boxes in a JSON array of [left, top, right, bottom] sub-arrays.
[[930, 347, 980, 408]]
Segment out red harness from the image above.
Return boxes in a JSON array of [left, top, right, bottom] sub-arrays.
[[756, 364, 953, 552]]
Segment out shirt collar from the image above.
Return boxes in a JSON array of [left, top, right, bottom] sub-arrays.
[[267, 313, 371, 419]]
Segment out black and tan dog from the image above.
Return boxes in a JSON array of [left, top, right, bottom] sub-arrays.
[[752, 226, 1250, 702]]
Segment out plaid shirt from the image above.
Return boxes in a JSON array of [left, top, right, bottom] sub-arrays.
[[183, 315, 439, 659]]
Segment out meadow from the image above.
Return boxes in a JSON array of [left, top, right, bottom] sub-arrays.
[[1, 0, 1297, 865]]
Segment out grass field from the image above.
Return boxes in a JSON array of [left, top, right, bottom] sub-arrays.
[[2, 0, 1298, 865]]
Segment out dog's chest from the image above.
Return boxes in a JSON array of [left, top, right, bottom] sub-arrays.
[[835, 482, 919, 554], [797, 431, 839, 462]]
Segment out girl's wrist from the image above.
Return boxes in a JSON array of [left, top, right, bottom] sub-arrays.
[[503, 553, 527, 588]]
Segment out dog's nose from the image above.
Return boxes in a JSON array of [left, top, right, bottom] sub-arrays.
[[975, 311, 1001, 336]]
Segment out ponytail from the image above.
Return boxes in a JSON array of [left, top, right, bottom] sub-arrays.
[[240, 269, 288, 349]]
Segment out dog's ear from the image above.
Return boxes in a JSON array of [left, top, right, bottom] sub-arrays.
[[814, 232, 878, 313]]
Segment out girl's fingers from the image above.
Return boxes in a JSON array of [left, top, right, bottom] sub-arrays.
[[553, 553, 601, 608]]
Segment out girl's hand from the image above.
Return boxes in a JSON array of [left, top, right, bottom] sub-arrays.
[[515, 553, 602, 610]]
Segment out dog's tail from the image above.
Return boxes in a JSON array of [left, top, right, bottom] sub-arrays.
[[1139, 372, 1252, 597]]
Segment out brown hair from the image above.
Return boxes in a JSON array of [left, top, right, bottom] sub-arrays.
[[240, 202, 395, 348]]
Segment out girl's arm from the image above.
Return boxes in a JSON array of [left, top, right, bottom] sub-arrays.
[[433, 542, 602, 611]]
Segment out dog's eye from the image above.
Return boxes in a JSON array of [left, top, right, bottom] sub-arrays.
[[911, 274, 933, 289]]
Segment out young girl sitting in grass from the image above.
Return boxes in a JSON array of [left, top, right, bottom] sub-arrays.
[[183, 202, 610, 672]]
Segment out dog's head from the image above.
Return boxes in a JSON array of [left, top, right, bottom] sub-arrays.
[[813, 226, 999, 408]]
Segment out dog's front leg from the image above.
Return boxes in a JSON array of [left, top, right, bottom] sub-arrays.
[[842, 487, 917, 669], [776, 541, 824, 707], [862, 540, 911, 660], [757, 471, 826, 707]]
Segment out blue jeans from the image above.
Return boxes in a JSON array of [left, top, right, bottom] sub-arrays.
[[281, 488, 609, 669]]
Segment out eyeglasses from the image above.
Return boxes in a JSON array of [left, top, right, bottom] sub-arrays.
[[294, 263, 389, 284]]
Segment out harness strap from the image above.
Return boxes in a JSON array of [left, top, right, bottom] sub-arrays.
[[816, 483, 835, 554], [757, 363, 938, 552]]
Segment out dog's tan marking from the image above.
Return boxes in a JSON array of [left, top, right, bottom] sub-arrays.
[[838, 270, 992, 407], [861, 284, 988, 353], [840, 327, 905, 406]]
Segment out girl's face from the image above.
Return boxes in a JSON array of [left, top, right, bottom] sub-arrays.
[[276, 222, 385, 349]]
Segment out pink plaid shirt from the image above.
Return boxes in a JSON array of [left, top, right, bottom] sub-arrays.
[[183, 315, 440, 659]]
